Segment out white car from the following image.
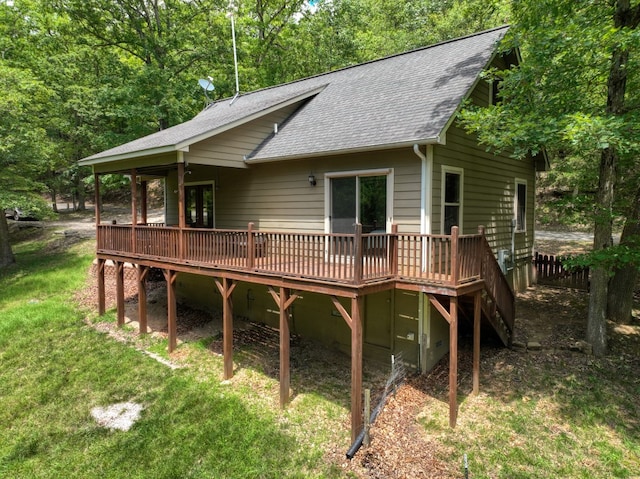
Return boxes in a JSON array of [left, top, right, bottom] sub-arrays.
[[4, 207, 34, 221]]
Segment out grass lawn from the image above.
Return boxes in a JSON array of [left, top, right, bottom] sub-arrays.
[[0, 233, 349, 479], [1, 227, 639, 478]]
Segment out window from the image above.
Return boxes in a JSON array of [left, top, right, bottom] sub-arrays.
[[184, 182, 215, 228], [489, 77, 502, 106], [515, 179, 527, 232], [441, 167, 463, 234], [326, 169, 392, 234]]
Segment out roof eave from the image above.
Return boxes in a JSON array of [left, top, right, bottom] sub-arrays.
[[79, 84, 329, 167], [244, 136, 445, 164], [78, 145, 188, 167]]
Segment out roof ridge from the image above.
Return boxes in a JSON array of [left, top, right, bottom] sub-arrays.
[[211, 25, 510, 105]]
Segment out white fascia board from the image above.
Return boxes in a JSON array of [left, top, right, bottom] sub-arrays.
[[78, 145, 187, 166], [174, 85, 328, 151]]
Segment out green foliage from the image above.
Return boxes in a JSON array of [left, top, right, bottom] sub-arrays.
[[563, 238, 640, 273], [459, 1, 640, 158]]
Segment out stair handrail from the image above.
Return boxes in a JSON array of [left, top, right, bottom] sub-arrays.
[[477, 226, 515, 336]]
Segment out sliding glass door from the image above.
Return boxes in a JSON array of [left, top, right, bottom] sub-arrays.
[[329, 171, 390, 234], [184, 183, 215, 228]]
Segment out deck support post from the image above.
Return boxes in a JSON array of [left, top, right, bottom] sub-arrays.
[[268, 287, 300, 407], [216, 277, 237, 380], [279, 287, 290, 407], [137, 265, 149, 335], [449, 296, 458, 428], [329, 295, 364, 442], [115, 261, 125, 327], [351, 296, 364, 442], [473, 290, 481, 395], [97, 258, 106, 316], [163, 269, 178, 352]]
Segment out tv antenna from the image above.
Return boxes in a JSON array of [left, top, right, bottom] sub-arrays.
[[227, 0, 240, 105], [198, 76, 215, 106]]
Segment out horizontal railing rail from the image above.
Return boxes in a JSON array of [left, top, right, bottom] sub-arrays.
[[97, 223, 486, 288]]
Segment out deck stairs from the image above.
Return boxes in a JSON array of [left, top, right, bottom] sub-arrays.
[[457, 241, 515, 346]]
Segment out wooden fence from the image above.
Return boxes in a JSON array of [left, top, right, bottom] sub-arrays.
[[534, 252, 590, 291]]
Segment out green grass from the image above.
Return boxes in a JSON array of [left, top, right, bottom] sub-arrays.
[[417, 349, 640, 478], [3, 230, 640, 478], [0, 234, 347, 478]]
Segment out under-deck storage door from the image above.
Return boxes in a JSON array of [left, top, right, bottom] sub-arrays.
[[393, 290, 420, 370], [364, 291, 392, 363]]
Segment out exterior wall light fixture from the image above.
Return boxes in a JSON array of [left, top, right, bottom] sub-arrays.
[[308, 173, 317, 186]]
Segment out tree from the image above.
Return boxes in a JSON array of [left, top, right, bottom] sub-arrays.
[[0, 64, 54, 267], [460, 0, 640, 355]]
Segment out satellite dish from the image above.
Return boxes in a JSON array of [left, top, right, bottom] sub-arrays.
[[198, 76, 215, 105], [198, 78, 215, 92]]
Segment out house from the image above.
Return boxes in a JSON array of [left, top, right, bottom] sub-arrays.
[[79, 26, 542, 441]]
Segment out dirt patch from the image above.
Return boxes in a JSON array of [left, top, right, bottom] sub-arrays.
[[74, 231, 639, 478]]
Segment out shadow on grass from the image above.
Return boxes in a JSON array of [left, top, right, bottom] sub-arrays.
[[207, 322, 391, 411]]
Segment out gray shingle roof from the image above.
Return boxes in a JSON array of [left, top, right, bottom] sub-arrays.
[[80, 26, 508, 165]]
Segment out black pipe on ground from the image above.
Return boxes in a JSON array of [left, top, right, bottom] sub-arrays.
[[346, 428, 366, 460]]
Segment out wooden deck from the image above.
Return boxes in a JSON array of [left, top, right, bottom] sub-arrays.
[[94, 221, 515, 442], [97, 223, 487, 289]]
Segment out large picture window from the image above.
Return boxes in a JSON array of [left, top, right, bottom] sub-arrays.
[[441, 167, 463, 234], [515, 179, 527, 232], [326, 169, 392, 234]]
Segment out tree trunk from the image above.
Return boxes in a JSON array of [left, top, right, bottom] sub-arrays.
[[587, 0, 634, 356], [0, 213, 15, 268], [608, 185, 640, 323], [50, 187, 58, 213], [588, 147, 616, 356]]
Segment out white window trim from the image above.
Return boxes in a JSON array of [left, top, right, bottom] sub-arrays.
[[514, 178, 527, 233], [324, 168, 394, 234], [440, 166, 464, 234]]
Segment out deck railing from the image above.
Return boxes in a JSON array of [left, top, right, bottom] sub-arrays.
[[97, 223, 486, 287]]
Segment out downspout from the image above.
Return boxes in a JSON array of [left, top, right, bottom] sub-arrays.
[[413, 144, 429, 236], [413, 144, 433, 373]]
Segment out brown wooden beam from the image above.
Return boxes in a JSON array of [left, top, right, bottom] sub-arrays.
[[131, 169, 137, 254], [131, 169, 138, 225], [163, 269, 178, 352], [268, 287, 300, 407], [351, 296, 364, 442], [473, 290, 481, 395], [451, 226, 459, 285], [353, 223, 363, 284], [141, 180, 148, 224], [94, 172, 101, 227], [137, 265, 149, 335], [178, 161, 185, 259], [330, 296, 352, 329], [97, 258, 106, 316], [449, 296, 458, 428], [428, 294, 451, 323], [215, 278, 236, 380], [115, 261, 125, 327], [279, 288, 291, 407]]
